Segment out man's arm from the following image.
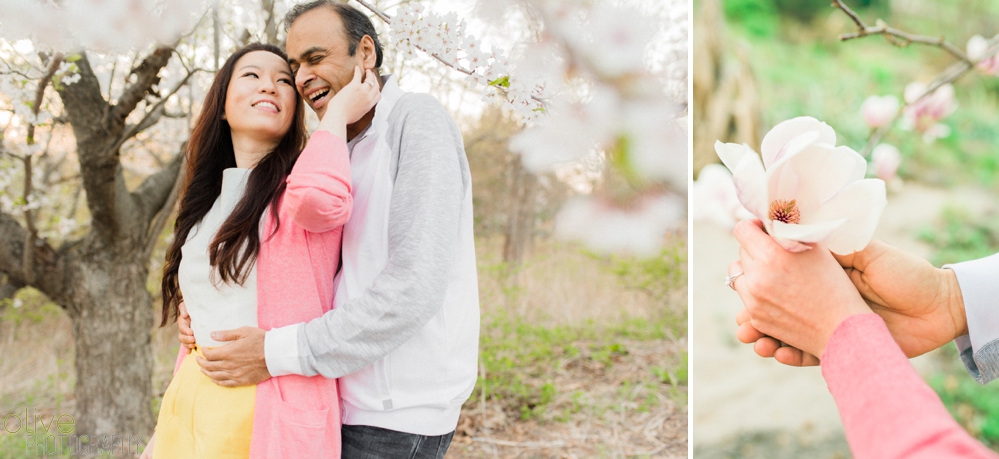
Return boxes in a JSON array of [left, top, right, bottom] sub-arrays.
[[266, 93, 467, 378]]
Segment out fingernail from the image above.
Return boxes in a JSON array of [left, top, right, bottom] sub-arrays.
[[210, 332, 219, 339]]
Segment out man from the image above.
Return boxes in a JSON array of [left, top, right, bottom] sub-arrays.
[[180, 2, 480, 457], [731, 221, 997, 385]]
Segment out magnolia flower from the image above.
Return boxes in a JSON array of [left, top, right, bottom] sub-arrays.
[[967, 34, 999, 76], [901, 82, 956, 142], [860, 95, 899, 129], [692, 163, 755, 229], [715, 117, 887, 254], [871, 144, 902, 182]]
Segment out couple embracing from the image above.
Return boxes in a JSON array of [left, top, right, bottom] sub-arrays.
[[141, 2, 479, 458]]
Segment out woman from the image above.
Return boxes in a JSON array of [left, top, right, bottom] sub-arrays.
[[728, 219, 999, 459], [141, 43, 379, 458]]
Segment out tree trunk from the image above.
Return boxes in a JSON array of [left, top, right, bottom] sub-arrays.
[[502, 156, 537, 267], [64, 243, 154, 439]]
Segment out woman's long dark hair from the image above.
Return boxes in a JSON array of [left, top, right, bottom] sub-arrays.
[[160, 43, 307, 326]]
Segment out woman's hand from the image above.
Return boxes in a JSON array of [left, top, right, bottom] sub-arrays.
[[737, 239, 967, 365], [177, 301, 195, 352], [316, 66, 381, 138], [729, 219, 873, 359], [139, 433, 154, 459]]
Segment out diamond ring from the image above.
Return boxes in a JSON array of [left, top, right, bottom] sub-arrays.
[[725, 271, 744, 290]]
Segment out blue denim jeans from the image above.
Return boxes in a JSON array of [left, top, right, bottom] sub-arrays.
[[341, 424, 455, 459]]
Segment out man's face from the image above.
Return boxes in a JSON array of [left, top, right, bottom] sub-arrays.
[[286, 7, 366, 120]]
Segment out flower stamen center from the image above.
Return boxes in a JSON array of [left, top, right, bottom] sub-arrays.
[[769, 199, 800, 224]]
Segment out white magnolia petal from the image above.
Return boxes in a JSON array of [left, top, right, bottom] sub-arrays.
[[715, 141, 768, 219], [803, 179, 887, 255], [760, 116, 836, 168], [770, 218, 847, 244], [767, 144, 866, 214]]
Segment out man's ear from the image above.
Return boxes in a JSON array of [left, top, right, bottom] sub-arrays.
[[357, 35, 378, 70]]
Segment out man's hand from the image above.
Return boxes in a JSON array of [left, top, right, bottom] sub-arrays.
[[738, 239, 968, 365], [729, 219, 872, 359], [177, 301, 196, 352], [834, 240, 966, 357], [197, 326, 271, 387]]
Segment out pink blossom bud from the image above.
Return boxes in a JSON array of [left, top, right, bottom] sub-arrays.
[[860, 95, 899, 128], [871, 144, 901, 182]]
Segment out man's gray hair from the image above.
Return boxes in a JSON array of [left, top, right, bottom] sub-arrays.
[[284, 1, 384, 68]]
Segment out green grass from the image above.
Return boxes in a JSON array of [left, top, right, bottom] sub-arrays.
[[475, 309, 683, 422], [917, 206, 999, 266]]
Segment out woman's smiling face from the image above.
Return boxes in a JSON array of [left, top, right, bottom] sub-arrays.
[[223, 50, 298, 144]]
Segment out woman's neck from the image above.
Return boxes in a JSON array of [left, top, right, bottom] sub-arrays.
[[231, 134, 277, 169]]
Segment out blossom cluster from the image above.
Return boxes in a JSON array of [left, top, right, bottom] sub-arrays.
[[386, 0, 687, 255], [967, 34, 999, 75], [388, 3, 549, 122], [0, 0, 204, 53]]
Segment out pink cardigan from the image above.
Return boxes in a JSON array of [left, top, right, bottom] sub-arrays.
[[173, 130, 350, 458], [822, 314, 999, 459]]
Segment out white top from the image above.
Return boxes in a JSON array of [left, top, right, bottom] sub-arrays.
[[178, 168, 258, 348]]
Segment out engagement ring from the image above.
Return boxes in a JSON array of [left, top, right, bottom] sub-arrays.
[[725, 271, 744, 290]]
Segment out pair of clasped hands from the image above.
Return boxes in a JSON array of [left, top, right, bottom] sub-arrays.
[[727, 219, 967, 365]]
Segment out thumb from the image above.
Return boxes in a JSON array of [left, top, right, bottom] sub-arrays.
[[351, 65, 362, 85], [210, 328, 241, 342]]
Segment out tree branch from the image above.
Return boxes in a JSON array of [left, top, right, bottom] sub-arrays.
[[132, 151, 183, 228], [831, 0, 999, 156], [832, 0, 969, 62], [112, 46, 174, 123], [0, 210, 62, 301], [55, 52, 129, 239], [142, 151, 185, 262], [21, 54, 64, 284], [113, 67, 199, 153]]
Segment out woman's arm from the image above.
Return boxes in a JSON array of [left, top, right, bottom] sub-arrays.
[[282, 67, 380, 233], [283, 130, 353, 233], [823, 314, 999, 459]]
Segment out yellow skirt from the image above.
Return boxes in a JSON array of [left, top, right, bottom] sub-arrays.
[[153, 346, 256, 459]]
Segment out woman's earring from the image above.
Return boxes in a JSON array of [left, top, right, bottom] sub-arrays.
[[221, 113, 227, 120]]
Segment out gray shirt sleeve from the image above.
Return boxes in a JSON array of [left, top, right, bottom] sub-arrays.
[[944, 253, 999, 384], [294, 93, 468, 378]]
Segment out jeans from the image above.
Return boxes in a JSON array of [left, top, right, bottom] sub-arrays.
[[341, 424, 455, 459]]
